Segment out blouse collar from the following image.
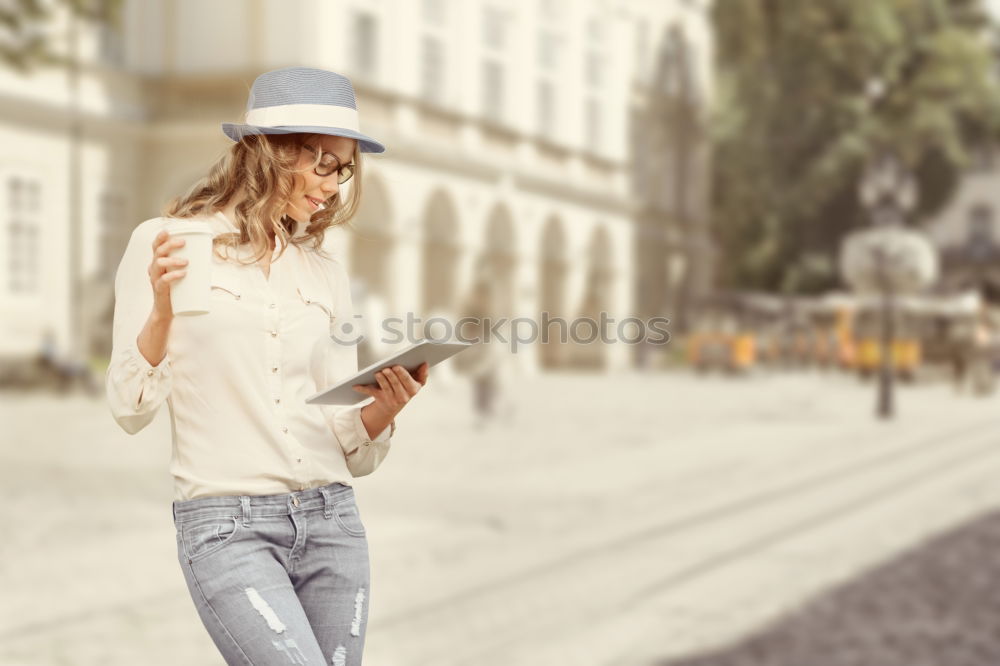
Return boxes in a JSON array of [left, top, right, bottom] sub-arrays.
[[210, 210, 310, 240]]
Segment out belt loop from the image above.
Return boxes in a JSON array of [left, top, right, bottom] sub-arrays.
[[171, 502, 177, 523], [240, 496, 251, 527], [320, 487, 333, 519]]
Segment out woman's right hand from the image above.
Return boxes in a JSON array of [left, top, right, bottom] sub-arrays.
[[148, 230, 188, 320]]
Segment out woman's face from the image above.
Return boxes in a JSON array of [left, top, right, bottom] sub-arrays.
[[284, 134, 358, 224]]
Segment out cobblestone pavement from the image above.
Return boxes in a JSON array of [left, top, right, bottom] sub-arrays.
[[660, 508, 1000, 666], [1, 368, 999, 665]]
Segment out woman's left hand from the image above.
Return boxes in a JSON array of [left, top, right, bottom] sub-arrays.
[[353, 362, 429, 420]]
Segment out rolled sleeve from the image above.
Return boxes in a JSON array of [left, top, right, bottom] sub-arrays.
[[105, 219, 173, 435], [106, 343, 173, 435], [327, 403, 394, 477]]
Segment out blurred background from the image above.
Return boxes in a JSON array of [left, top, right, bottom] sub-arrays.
[[6, 0, 1000, 664]]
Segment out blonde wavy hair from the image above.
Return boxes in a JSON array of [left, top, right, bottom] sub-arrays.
[[162, 133, 364, 264]]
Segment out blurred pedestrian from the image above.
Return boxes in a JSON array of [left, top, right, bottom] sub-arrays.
[[454, 279, 504, 428], [970, 310, 995, 396], [36, 327, 98, 394], [421, 308, 461, 390], [105, 67, 428, 665], [948, 318, 972, 394]]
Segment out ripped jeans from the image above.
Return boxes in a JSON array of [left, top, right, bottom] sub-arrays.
[[172, 482, 370, 665]]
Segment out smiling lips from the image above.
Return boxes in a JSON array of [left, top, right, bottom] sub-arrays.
[[305, 196, 324, 210]]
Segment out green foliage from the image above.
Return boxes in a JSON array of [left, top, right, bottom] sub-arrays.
[[0, 0, 122, 72], [711, 0, 1000, 293]]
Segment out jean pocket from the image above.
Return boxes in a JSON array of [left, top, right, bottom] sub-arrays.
[[179, 515, 242, 562], [333, 499, 366, 537]]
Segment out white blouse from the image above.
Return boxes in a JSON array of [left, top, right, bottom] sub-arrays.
[[106, 210, 394, 502]]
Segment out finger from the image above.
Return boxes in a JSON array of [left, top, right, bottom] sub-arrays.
[[352, 384, 374, 395], [152, 258, 184, 279], [155, 236, 185, 259], [156, 257, 188, 270], [374, 371, 392, 394], [384, 367, 410, 399], [392, 366, 421, 394], [417, 362, 430, 385], [151, 230, 169, 251], [161, 269, 188, 283]]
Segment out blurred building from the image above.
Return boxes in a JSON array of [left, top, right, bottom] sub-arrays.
[[923, 1, 1000, 305], [923, 148, 1000, 303], [0, 0, 714, 374]]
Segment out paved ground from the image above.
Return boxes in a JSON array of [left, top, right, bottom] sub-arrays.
[[662, 507, 1000, 666], [2, 367, 1000, 665]]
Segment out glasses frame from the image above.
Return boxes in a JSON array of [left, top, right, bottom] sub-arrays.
[[302, 143, 355, 184]]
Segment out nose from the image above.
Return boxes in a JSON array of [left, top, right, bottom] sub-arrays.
[[321, 177, 339, 195]]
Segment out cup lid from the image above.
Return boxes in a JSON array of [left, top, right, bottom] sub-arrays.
[[167, 220, 213, 235]]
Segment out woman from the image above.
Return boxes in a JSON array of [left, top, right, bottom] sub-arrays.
[[106, 67, 427, 665]]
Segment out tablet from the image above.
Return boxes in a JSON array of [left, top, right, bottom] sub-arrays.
[[305, 339, 474, 405]]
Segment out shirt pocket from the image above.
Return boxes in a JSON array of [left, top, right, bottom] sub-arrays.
[[209, 263, 243, 302], [296, 287, 341, 384], [296, 287, 337, 335]]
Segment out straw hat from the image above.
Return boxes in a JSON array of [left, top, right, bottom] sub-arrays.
[[222, 66, 386, 153]]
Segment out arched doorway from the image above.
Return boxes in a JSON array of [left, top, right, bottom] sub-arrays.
[[471, 204, 517, 320], [572, 226, 614, 370], [421, 189, 461, 317], [539, 216, 569, 369]]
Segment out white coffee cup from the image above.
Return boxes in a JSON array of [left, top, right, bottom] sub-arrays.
[[168, 221, 214, 316]]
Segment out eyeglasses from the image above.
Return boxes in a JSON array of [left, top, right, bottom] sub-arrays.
[[302, 144, 355, 184]]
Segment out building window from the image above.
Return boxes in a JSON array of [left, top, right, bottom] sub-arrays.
[[421, 35, 445, 103], [482, 6, 508, 50], [537, 80, 555, 137], [482, 60, 504, 123], [634, 20, 650, 84], [658, 28, 694, 102], [422, 0, 446, 24], [481, 5, 512, 123], [538, 29, 560, 70], [421, 0, 448, 105], [6, 176, 42, 295], [972, 146, 995, 172], [99, 192, 126, 279], [351, 10, 378, 80], [968, 205, 994, 260], [582, 14, 608, 151], [585, 96, 602, 150], [535, 0, 566, 138], [585, 49, 605, 88]]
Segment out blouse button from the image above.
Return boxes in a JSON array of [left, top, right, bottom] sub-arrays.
[[269, 303, 277, 309], [272, 366, 279, 373], [275, 398, 281, 404], [146, 370, 154, 377], [282, 426, 289, 434], [270, 331, 278, 337]]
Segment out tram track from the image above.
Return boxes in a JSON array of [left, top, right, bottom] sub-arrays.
[[374, 416, 1000, 665]]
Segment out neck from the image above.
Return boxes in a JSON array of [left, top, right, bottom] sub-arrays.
[[218, 192, 278, 249]]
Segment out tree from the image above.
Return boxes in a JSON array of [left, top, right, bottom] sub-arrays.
[[0, 0, 122, 71], [711, 0, 1000, 294]]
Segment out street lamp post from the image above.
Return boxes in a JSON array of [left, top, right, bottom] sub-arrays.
[[859, 152, 917, 419]]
